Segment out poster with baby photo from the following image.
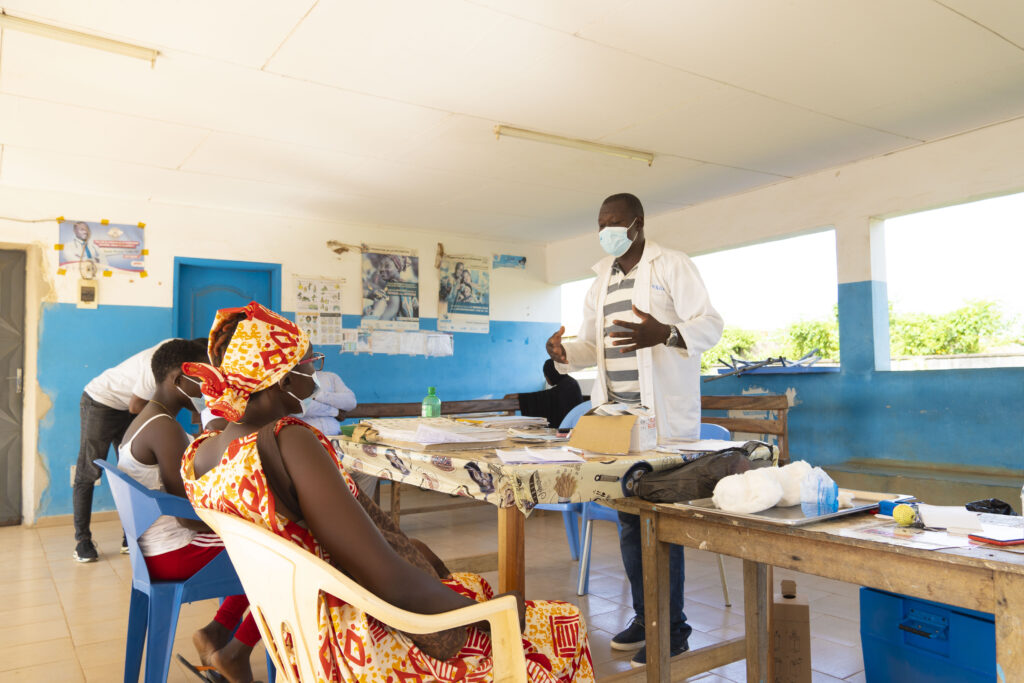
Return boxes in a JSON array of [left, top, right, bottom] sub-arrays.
[[58, 219, 145, 274], [360, 246, 419, 331], [438, 253, 489, 333], [295, 276, 345, 344]]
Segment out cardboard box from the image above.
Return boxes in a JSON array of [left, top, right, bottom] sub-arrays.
[[568, 405, 656, 454], [771, 579, 811, 683]]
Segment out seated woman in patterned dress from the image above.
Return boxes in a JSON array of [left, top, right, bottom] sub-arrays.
[[180, 302, 594, 683]]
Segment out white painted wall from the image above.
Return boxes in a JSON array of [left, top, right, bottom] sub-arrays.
[[1, 186, 560, 524], [546, 114, 1024, 286], [0, 185, 560, 322]]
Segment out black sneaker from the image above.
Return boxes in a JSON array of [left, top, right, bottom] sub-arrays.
[[120, 534, 129, 554], [629, 637, 689, 667], [610, 616, 645, 651], [73, 540, 99, 563]]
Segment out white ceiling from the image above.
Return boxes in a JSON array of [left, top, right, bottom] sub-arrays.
[[1, 0, 1023, 243]]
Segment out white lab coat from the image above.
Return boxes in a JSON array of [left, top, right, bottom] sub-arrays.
[[558, 240, 723, 441], [301, 371, 358, 436]]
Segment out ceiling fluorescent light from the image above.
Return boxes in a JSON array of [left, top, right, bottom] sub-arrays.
[[0, 12, 159, 66], [494, 124, 654, 166]]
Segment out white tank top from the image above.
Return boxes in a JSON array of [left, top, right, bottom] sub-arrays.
[[117, 414, 197, 556]]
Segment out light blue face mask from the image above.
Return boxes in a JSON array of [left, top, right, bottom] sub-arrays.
[[176, 377, 206, 413], [599, 218, 637, 257], [286, 371, 322, 415]]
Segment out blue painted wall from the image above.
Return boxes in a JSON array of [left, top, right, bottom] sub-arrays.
[[36, 304, 553, 518], [703, 281, 1024, 470]]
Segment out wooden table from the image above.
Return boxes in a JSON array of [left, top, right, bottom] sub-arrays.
[[328, 436, 721, 596], [611, 497, 1024, 683]]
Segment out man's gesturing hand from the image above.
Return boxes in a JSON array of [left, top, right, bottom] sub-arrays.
[[610, 305, 672, 353], [546, 326, 568, 363]]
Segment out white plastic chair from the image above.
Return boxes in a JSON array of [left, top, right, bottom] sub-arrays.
[[196, 508, 528, 683]]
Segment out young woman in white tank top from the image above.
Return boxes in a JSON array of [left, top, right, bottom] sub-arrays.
[[120, 339, 262, 682], [117, 413, 213, 555]]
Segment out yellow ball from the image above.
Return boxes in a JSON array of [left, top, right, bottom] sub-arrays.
[[893, 503, 916, 527]]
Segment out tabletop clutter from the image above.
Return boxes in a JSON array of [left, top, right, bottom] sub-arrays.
[[345, 405, 1024, 547]]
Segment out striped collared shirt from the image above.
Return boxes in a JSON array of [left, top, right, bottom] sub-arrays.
[[603, 262, 641, 404]]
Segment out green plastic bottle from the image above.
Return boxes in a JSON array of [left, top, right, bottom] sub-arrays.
[[421, 386, 441, 418]]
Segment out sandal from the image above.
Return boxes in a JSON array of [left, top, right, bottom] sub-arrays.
[[176, 654, 228, 683]]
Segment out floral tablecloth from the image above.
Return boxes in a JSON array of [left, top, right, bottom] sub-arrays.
[[328, 437, 698, 516]]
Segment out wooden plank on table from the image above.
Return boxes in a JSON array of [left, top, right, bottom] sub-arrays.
[[498, 506, 526, 595], [656, 516, 996, 613], [743, 561, 770, 683], [701, 395, 788, 411]]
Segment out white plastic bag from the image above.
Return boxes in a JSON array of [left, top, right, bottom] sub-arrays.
[[799, 466, 838, 511], [712, 468, 784, 514], [766, 460, 812, 507]]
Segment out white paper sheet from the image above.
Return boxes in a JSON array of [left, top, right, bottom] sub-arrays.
[[426, 333, 454, 357], [917, 504, 983, 533], [495, 447, 586, 465], [369, 330, 401, 355], [399, 332, 428, 356]]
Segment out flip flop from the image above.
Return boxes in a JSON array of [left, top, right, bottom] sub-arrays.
[[175, 653, 228, 683]]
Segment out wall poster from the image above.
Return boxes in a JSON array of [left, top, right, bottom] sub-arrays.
[[438, 253, 490, 334], [361, 246, 420, 330], [295, 276, 344, 345], [58, 219, 145, 274]]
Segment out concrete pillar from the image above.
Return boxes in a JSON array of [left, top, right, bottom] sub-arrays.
[[835, 218, 890, 373]]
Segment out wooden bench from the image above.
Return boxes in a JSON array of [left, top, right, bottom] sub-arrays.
[[346, 397, 519, 420], [701, 394, 790, 464]]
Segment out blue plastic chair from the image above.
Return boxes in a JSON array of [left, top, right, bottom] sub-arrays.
[[575, 422, 732, 597], [533, 400, 592, 560], [96, 460, 275, 683]]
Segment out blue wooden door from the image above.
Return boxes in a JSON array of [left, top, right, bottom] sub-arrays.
[[175, 260, 280, 338]]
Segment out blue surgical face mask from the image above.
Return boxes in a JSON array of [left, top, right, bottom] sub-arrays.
[[176, 377, 206, 413], [286, 371, 321, 415], [599, 218, 637, 257]]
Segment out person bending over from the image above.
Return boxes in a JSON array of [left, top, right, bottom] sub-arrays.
[[182, 302, 594, 683]]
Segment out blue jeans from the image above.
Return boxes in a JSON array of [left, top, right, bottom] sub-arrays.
[[618, 511, 692, 642]]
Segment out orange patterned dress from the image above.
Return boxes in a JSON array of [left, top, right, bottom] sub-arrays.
[[182, 418, 594, 683]]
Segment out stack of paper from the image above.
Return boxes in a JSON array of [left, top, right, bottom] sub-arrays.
[[364, 418, 507, 445], [507, 428, 569, 442], [457, 415, 549, 429], [592, 402, 651, 417], [495, 447, 586, 465]]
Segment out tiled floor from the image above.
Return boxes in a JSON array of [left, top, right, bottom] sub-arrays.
[[0, 490, 866, 681]]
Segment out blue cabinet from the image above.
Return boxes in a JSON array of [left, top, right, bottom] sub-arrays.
[[860, 587, 994, 682]]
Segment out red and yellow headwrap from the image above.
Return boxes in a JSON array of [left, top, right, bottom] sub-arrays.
[[183, 301, 310, 422]]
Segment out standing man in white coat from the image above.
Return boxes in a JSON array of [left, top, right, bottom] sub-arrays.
[[547, 193, 723, 666]]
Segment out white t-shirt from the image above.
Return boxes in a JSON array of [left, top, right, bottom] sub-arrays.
[[84, 339, 172, 411]]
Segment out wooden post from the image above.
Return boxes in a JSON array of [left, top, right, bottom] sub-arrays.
[[498, 506, 526, 595], [641, 508, 671, 683], [389, 481, 402, 525], [995, 571, 1024, 681], [743, 560, 770, 683]]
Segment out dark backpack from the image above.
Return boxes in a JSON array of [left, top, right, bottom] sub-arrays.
[[636, 443, 773, 503]]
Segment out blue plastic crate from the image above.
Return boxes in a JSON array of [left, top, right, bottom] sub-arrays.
[[860, 587, 994, 682]]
